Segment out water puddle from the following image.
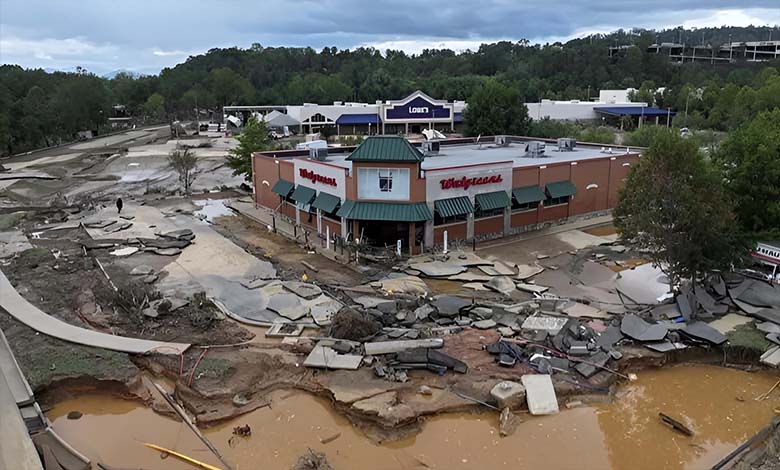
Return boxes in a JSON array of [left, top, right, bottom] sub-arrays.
[[47, 365, 780, 470]]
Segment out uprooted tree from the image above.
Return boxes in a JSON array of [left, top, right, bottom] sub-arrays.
[[168, 146, 198, 195], [613, 129, 746, 290], [226, 116, 272, 181]]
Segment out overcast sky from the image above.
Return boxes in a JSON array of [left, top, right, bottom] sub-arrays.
[[1, 0, 779, 75]]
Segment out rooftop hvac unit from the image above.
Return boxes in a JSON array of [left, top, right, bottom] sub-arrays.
[[525, 141, 546, 158], [422, 140, 440, 155], [309, 147, 328, 161], [494, 135, 510, 147], [557, 138, 576, 151]]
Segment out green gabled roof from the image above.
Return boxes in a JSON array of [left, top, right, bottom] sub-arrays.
[[546, 181, 577, 198], [337, 201, 432, 222], [434, 196, 474, 218], [475, 191, 511, 211], [271, 179, 294, 197], [290, 185, 316, 204], [512, 185, 546, 204], [311, 191, 341, 213], [346, 136, 425, 163]]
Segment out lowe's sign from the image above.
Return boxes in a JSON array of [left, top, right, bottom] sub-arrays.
[[386, 96, 450, 121]]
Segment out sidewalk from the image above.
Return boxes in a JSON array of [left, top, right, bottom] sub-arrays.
[[475, 214, 614, 251]]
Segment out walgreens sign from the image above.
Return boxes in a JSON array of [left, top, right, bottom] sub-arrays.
[[299, 168, 337, 187], [439, 174, 503, 190]]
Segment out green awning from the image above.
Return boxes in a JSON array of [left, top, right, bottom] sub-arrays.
[[337, 201, 432, 222], [290, 185, 316, 205], [311, 191, 341, 213], [434, 196, 473, 218], [475, 191, 511, 211], [271, 179, 294, 197], [512, 185, 546, 204], [546, 181, 577, 198]]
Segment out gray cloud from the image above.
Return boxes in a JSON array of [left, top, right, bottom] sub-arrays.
[[1, 0, 779, 74]]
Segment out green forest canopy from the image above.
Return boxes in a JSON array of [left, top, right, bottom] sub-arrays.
[[1, 25, 779, 155]]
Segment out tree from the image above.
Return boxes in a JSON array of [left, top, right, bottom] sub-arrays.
[[144, 93, 166, 122], [168, 146, 198, 195], [614, 130, 745, 289], [227, 117, 271, 181], [716, 109, 780, 237], [463, 79, 530, 136]]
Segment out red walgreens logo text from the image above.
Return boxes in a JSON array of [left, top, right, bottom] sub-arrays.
[[439, 174, 503, 190], [299, 168, 337, 186]]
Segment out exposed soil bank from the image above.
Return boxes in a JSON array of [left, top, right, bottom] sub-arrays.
[[47, 364, 780, 470]]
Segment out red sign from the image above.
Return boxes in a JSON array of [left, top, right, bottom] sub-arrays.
[[299, 168, 337, 187], [439, 174, 503, 190]]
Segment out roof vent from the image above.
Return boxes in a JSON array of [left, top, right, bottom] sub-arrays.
[[422, 140, 440, 155], [309, 147, 328, 161], [494, 135, 510, 147], [525, 141, 546, 158], [557, 138, 576, 151]]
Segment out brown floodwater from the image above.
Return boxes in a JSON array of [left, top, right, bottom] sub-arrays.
[[47, 365, 780, 470]]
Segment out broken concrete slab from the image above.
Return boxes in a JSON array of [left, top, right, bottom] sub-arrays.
[[266, 323, 305, 338], [109, 246, 139, 257], [478, 265, 502, 276], [499, 407, 520, 437], [303, 344, 362, 370], [644, 341, 688, 353], [353, 296, 391, 310], [596, 326, 624, 351], [146, 247, 182, 256], [408, 261, 467, 278], [652, 303, 682, 321], [520, 374, 559, 415], [447, 272, 491, 282], [472, 319, 497, 329], [562, 302, 609, 319], [491, 261, 518, 276], [708, 314, 753, 335], [515, 264, 545, 281], [413, 304, 434, 321], [485, 276, 517, 296], [267, 293, 310, 321], [241, 278, 275, 289], [751, 308, 780, 325], [431, 295, 471, 317], [364, 338, 444, 355], [758, 322, 780, 334], [104, 221, 132, 233], [83, 220, 116, 229], [516, 283, 549, 294], [310, 298, 343, 326], [521, 315, 568, 334], [490, 381, 526, 409], [620, 314, 668, 342], [129, 265, 155, 276], [616, 263, 671, 305], [681, 322, 727, 345], [374, 275, 428, 296], [282, 281, 322, 300], [574, 351, 609, 378], [760, 346, 780, 367], [463, 282, 490, 291]]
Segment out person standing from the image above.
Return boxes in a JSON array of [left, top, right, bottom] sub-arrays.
[[116, 197, 123, 214]]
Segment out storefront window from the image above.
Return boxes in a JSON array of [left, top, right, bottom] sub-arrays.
[[512, 200, 539, 212], [545, 195, 570, 206], [379, 171, 393, 192], [475, 207, 504, 219], [434, 211, 468, 225]]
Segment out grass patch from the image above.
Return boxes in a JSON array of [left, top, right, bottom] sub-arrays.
[[727, 323, 771, 351], [23, 345, 131, 390], [194, 357, 234, 380], [0, 211, 26, 230]]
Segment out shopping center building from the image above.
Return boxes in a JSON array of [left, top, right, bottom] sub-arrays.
[[225, 90, 466, 135], [252, 135, 640, 254]]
